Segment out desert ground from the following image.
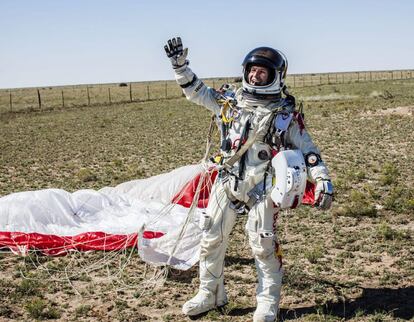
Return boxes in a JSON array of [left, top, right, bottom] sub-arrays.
[[0, 77, 413, 321]]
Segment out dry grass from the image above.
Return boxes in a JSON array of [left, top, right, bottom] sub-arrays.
[[0, 78, 413, 321]]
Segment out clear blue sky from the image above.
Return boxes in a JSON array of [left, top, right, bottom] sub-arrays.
[[1, 0, 413, 89]]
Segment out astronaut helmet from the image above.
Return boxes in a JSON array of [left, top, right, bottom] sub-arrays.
[[242, 47, 288, 96]]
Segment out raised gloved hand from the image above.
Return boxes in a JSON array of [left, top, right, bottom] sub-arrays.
[[164, 37, 188, 69], [314, 179, 334, 210]]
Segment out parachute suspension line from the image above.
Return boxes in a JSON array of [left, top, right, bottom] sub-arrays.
[[143, 114, 217, 231], [152, 114, 217, 281], [203, 113, 217, 161]]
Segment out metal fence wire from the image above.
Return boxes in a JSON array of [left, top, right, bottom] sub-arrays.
[[1, 69, 413, 114]]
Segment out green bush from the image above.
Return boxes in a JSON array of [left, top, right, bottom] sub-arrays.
[[377, 222, 409, 241], [25, 298, 61, 320], [304, 246, 324, 264], [379, 162, 399, 185]]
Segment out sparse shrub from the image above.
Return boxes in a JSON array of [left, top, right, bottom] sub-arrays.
[[15, 279, 42, 297], [162, 314, 175, 321], [282, 265, 311, 290], [75, 304, 92, 318], [332, 178, 349, 191], [155, 300, 167, 309], [115, 299, 129, 310], [383, 187, 403, 212], [333, 204, 377, 218], [304, 246, 324, 264], [355, 170, 366, 180], [376, 222, 409, 241], [379, 162, 399, 185], [406, 198, 414, 211], [365, 184, 381, 200], [76, 168, 97, 182], [383, 186, 414, 214], [25, 298, 61, 320], [205, 308, 221, 320], [351, 190, 377, 216], [367, 310, 398, 321], [349, 190, 365, 203], [137, 297, 151, 307], [113, 158, 123, 167], [321, 110, 329, 117], [379, 271, 400, 286], [333, 190, 378, 218]]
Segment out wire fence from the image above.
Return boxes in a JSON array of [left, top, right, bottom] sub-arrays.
[[1, 69, 413, 114]]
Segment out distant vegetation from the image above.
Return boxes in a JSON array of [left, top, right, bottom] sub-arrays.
[[0, 69, 413, 114]]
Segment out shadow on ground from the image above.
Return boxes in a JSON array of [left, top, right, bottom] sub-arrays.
[[215, 286, 414, 320], [279, 286, 414, 320]]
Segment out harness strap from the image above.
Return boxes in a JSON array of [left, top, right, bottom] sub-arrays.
[[222, 111, 274, 170]]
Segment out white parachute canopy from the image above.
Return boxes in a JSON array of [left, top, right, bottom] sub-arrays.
[[0, 163, 217, 270]]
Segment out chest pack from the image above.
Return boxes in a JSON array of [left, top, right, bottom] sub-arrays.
[[265, 112, 293, 150]]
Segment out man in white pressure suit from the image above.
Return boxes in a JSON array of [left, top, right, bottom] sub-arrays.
[[164, 37, 333, 322]]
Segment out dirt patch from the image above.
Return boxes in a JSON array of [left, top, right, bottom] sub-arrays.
[[299, 93, 359, 101], [363, 105, 414, 116]]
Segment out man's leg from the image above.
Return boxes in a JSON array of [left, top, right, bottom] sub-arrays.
[[246, 196, 283, 322], [182, 182, 237, 316]]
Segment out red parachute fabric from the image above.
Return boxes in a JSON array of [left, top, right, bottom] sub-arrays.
[[0, 231, 164, 256], [173, 169, 218, 208], [302, 181, 316, 205]]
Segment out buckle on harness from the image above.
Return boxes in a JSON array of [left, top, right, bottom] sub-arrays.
[[229, 200, 247, 214]]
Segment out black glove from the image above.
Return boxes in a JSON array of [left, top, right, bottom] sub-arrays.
[[164, 37, 188, 69]]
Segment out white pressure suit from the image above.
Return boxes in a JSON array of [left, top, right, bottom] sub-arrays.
[[165, 38, 332, 322]]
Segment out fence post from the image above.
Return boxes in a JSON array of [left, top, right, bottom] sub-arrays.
[[37, 89, 42, 109], [129, 83, 133, 102], [165, 82, 168, 98], [319, 74, 322, 85], [328, 74, 330, 84], [61, 90, 65, 107], [9, 91, 12, 112], [87, 86, 91, 106], [293, 75, 296, 87], [147, 85, 150, 100], [108, 88, 112, 104], [212, 80, 215, 89]]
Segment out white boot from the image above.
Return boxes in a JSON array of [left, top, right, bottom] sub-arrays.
[[182, 183, 235, 316], [252, 254, 282, 322], [246, 202, 283, 322], [253, 302, 277, 322], [182, 283, 228, 316]]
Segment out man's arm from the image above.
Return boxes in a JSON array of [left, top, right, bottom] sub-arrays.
[[165, 37, 220, 115], [285, 118, 334, 209]]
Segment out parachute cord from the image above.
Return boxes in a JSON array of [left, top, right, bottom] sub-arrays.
[[158, 113, 217, 278], [203, 113, 216, 161]]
